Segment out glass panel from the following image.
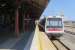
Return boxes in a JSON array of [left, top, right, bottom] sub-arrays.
[[46, 18, 63, 28]]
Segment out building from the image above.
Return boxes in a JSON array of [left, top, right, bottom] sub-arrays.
[[0, 0, 50, 37]]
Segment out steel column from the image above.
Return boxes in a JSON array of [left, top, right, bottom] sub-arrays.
[[15, 8, 19, 37], [15, 0, 20, 37]]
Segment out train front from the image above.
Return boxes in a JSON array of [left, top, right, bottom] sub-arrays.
[[45, 16, 64, 38]]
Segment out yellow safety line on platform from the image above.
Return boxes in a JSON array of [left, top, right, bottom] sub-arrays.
[[30, 21, 56, 50]]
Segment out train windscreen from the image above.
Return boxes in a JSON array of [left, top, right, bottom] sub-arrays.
[[46, 18, 63, 28]]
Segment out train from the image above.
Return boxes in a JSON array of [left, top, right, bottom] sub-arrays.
[[39, 16, 64, 38]]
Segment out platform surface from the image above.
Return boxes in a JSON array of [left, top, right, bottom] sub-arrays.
[[25, 24, 56, 50]]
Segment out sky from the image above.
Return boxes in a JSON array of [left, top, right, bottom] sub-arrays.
[[40, 0, 75, 21]]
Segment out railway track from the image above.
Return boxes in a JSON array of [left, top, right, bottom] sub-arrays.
[[51, 39, 70, 50], [64, 30, 75, 35]]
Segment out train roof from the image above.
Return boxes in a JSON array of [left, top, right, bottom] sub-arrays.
[[46, 16, 64, 18]]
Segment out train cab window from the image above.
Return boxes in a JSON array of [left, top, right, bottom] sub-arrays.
[[46, 18, 63, 28]]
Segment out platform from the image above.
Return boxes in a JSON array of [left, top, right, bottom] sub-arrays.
[[24, 24, 56, 50]]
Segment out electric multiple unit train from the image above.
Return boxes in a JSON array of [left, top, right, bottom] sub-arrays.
[[39, 16, 64, 38], [45, 16, 64, 38]]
